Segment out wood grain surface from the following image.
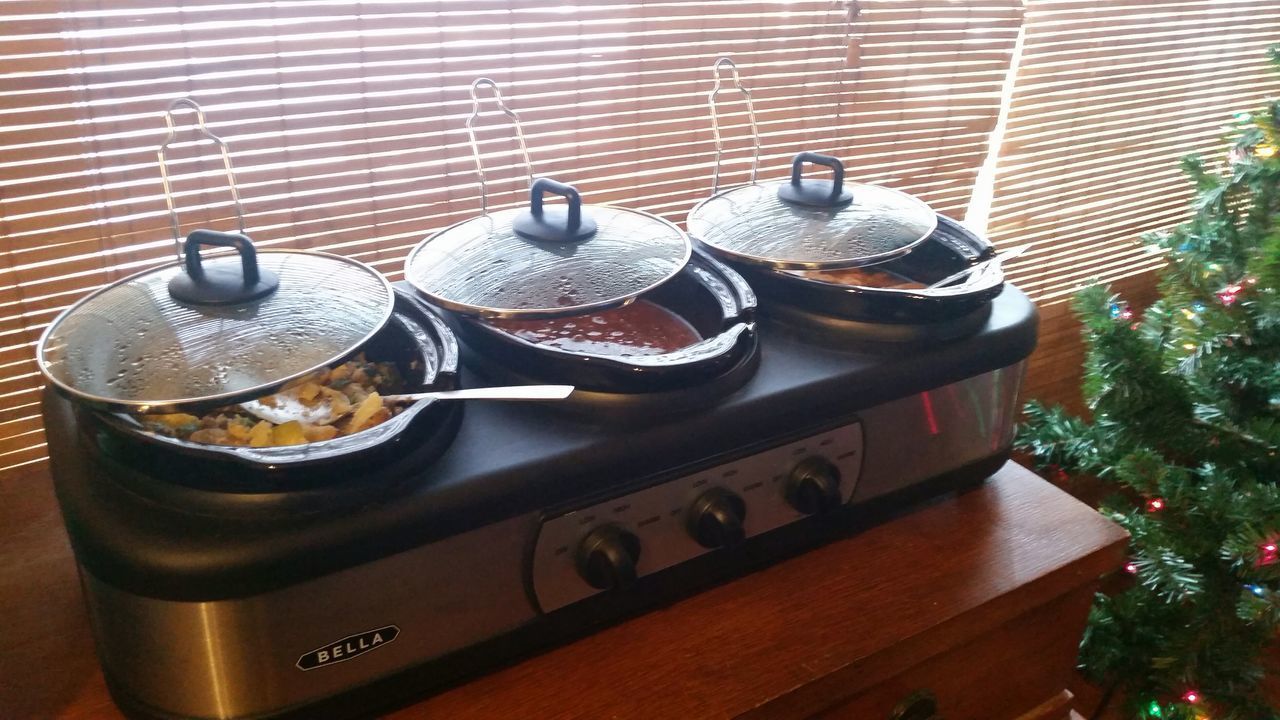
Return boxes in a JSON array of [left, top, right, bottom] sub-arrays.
[[0, 462, 1127, 719]]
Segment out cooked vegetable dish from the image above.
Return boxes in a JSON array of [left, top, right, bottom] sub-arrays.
[[141, 355, 405, 447]]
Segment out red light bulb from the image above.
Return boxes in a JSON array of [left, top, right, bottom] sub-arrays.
[[1260, 542, 1279, 566]]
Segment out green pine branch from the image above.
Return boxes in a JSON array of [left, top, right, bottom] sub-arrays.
[[1015, 46, 1280, 719]]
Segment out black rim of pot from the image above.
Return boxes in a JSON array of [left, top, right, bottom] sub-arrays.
[[89, 289, 459, 472]]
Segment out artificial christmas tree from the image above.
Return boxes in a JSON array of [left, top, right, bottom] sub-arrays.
[[1017, 48, 1280, 720]]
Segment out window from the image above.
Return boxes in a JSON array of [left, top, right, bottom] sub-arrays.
[[985, 0, 1280, 408], [0, 0, 1054, 473]]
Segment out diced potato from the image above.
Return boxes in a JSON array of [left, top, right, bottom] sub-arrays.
[[329, 364, 352, 383], [188, 428, 229, 444], [344, 392, 383, 434], [316, 386, 352, 418], [257, 394, 279, 408], [365, 407, 391, 429], [295, 382, 322, 404], [147, 413, 201, 429], [302, 424, 339, 442], [248, 420, 274, 448], [226, 422, 252, 441], [271, 421, 307, 446]]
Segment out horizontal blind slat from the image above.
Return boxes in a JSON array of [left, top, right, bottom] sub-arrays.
[[1, 0, 1024, 473]]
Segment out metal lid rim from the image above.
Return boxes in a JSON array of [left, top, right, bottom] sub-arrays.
[[403, 203, 693, 319], [36, 249, 395, 412]]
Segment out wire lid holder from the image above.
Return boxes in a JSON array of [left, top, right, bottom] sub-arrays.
[[707, 57, 763, 194], [156, 98, 246, 263], [466, 78, 536, 216]]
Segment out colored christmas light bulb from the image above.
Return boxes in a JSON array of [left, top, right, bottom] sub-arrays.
[[1256, 144, 1278, 158], [1182, 690, 1200, 703], [1261, 542, 1279, 566], [1147, 700, 1163, 717], [1191, 300, 1207, 313], [1110, 303, 1123, 318], [1246, 583, 1266, 597], [1120, 308, 1134, 320], [1125, 561, 1139, 574], [1146, 497, 1165, 512]]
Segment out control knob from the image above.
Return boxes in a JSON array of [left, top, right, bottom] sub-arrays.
[[688, 488, 748, 548], [576, 525, 642, 590], [786, 456, 843, 515]]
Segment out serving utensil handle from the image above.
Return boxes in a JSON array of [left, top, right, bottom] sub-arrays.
[[156, 98, 246, 263], [707, 57, 762, 194], [385, 385, 575, 403], [466, 78, 536, 216]]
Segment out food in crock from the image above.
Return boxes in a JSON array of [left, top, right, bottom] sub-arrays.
[[488, 299, 702, 356], [141, 355, 404, 447], [792, 266, 926, 290]]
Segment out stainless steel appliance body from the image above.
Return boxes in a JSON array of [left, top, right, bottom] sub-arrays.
[[46, 286, 1036, 720]]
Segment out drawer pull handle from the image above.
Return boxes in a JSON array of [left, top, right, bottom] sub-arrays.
[[890, 690, 941, 720]]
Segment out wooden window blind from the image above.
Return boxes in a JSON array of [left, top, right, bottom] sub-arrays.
[[984, 0, 1280, 408], [0, 0, 1023, 475]]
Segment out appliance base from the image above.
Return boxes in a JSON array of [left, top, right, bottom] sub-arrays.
[[97, 452, 1005, 720]]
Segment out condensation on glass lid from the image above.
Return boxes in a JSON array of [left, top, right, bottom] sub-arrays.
[[38, 252, 393, 408], [404, 206, 690, 317], [488, 299, 702, 356], [687, 183, 936, 268]]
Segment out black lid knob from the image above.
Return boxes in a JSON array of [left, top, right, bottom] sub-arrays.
[[577, 525, 642, 591], [513, 178, 598, 243], [777, 152, 854, 208], [786, 457, 843, 515], [688, 488, 748, 549], [167, 229, 279, 305]]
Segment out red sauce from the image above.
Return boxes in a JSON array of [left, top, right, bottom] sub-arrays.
[[793, 266, 925, 289], [490, 299, 702, 356]]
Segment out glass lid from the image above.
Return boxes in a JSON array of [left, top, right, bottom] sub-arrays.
[[37, 230, 394, 413], [405, 178, 691, 319], [687, 152, 938, 270]]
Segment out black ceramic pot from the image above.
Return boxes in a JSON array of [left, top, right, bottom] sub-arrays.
[[83, 289, 460, 489], [736, 214, 1001, 325], [450, 248, 758, 394]]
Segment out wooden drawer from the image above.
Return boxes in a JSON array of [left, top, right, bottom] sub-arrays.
[[817, 585, 1095, 720]]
